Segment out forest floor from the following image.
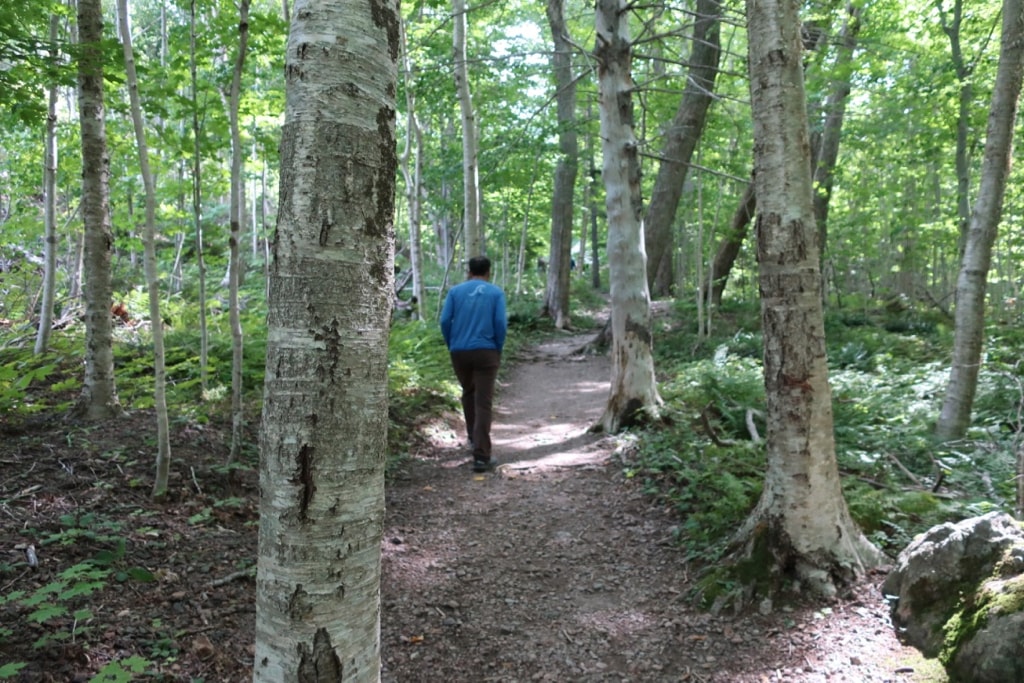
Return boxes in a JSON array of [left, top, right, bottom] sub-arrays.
[[0, 331, 948, 682]]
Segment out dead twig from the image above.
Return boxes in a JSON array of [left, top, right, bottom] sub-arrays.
[[886, 452, 922, 487], [700, 403, 736, 447], [190, 466, 202, 495], [208, 568, 254, 588], [745, 408, 763, 443]]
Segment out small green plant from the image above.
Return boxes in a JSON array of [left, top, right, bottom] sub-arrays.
[[0, 357, 56, 414], [89, 655, 151, 682], [1, 526, 154, 661], [188, 507, 212, 525], [41, 512, 123, 547], [0, 662, 28, 679], [0, 561, 109, 650]]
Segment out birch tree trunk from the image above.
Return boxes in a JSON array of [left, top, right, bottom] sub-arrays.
[[74, 0, 123, 421], [586, 105, 601, 291], [644, 0, 722, 298], [542, 0, 578, 330], [453, 0, 482, 258], [937, 0, 1024, 441], [812, 4, 861, 280], [733, 0, 881, 600], [594, 0, 661, 433], [116, 0, 172, 499], [35, 13, 60, 356], [399, 16, 425, 314], [190, 0, 210, 395], [227, 0, 251, 463], [252, 0, 398, 679], [938, 0, 975, 252]]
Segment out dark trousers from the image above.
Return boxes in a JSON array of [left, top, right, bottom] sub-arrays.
[[450, 349, 501, 460]]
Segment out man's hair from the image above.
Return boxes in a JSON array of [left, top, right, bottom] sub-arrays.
[[468, 256, 491, 276]]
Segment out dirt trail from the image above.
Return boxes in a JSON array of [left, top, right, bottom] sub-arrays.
[[380, 334, 943, 682]]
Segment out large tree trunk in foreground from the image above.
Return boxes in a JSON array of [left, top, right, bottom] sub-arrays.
[[936, 0, 1024, 441], [593, 0, 662, 433], [542, 0, 579, 330], [252, 0, 398, 679], [644, 0, 722, 298], [74, 0, 122, 421], [732, 0, 881, 601]]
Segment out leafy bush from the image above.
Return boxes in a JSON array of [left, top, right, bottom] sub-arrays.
[[386, 319, 460, 456], [628, 352, 766, 561], [388, 319, 458, 409], [1, 539, 153, 653], [632, 301, 1023, 565]]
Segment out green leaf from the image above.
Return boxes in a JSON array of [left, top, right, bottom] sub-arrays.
[[27, 603, 66, 623], [92, 550, 117, 566], [21, 583, 64, 606], [0, 662, 27, 678], [0, 590, 25, 605], [126, 567, 156, 583], [60, 563, 108, 580], [90, 655, 152, 682], [58, 581, 106, 600]]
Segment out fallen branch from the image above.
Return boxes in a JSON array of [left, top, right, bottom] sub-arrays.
[[745, 408, 763, 443], [700, 403, 736, 447], [886, 452, 922, 487], [209, 568, 254, 587]]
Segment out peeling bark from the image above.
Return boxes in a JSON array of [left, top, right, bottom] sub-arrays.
[[728, 0, 881, 604], [593, 0, 662, 433], [253, 0, 398, 679]]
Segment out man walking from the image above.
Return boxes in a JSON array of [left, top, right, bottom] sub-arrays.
[[440, 256, 507, 472]]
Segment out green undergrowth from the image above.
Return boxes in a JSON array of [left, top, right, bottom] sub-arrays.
[[0, 512, 158, 680], [0, 276, 577, 472], [629, 299, 1023, 568]]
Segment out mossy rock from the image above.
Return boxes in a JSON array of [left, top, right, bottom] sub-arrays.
[[883, 512, 1024, 682]]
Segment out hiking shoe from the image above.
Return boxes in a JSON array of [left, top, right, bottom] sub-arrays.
[[472, 459, 492, 473]]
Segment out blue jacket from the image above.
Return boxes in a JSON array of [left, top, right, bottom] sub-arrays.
[[440, 278, 507, 353]]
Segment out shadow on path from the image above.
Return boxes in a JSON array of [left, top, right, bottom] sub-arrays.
[[490, 332, 612, 473]]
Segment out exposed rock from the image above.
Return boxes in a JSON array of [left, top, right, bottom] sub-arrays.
[[882, 511, 1024, 682]]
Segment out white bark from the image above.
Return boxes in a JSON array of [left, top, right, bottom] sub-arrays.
[[74, 0, 122, 420], [594, 0, 662, 433], [116, 0, 172, 498], [227, 0, 251, 462], [453, 0, 482, 257], [35, 13, 60, 356], [399, 16, 425, 314], [543, 0, 579, 330], [738, 0, 880, 597], [190, 0, 210, 394], [253, 0, 398, 679], [937, 0, 1024, 440]]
